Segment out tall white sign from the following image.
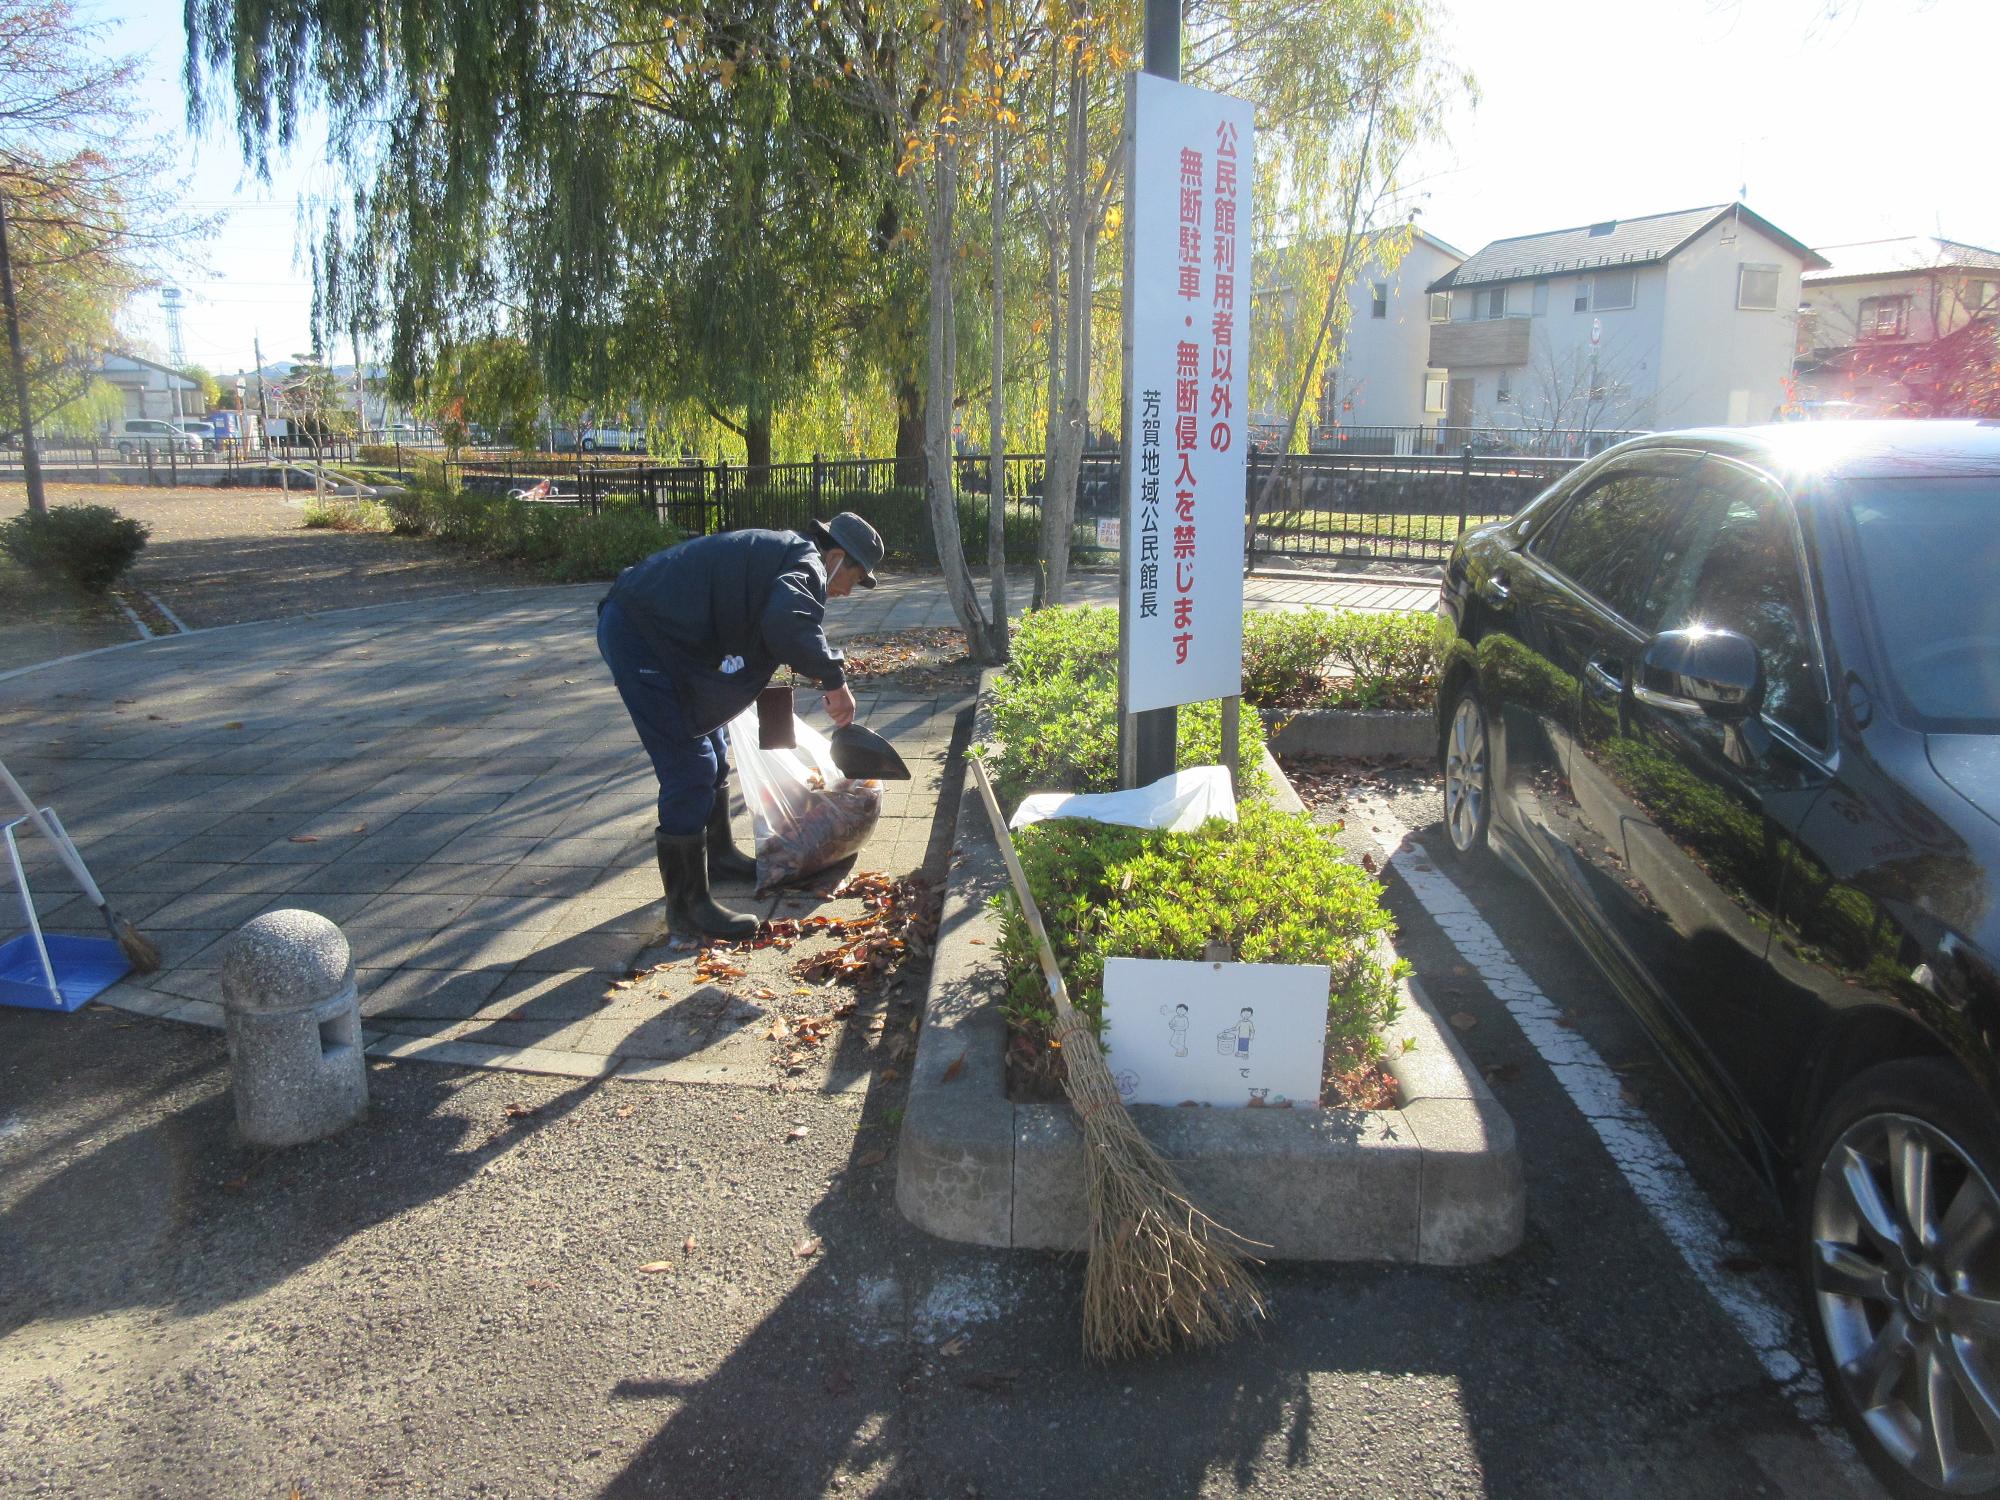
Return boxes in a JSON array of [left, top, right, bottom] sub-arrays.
[[1119, 72, 1253, 715]]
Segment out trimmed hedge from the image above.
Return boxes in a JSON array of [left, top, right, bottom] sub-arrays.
[[1242, 607, 1450, 711], [988, 604, 1266, 806], [994, 805, 1402, 1061]]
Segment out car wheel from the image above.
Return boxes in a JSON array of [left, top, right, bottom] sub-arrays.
[[1441, 683, 1492, 860], [1800, 1059, 2000, 1499]]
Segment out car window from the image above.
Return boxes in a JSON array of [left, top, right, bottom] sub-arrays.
[[1648, 463, 1826, 748], [1529, 468, 1692, 627]]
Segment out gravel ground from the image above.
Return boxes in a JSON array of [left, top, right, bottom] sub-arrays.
[[0, 482, 530, 671]]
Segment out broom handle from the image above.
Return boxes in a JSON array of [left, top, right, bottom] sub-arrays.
[[969, 757, 1076, 1022], [0, 754, 105, 907]]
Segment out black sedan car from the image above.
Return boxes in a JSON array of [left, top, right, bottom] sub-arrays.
[[1436, 421, 2000, 1498]]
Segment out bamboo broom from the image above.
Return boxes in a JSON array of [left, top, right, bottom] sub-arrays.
[[970, 757, 1264, 1361], [0, 754, 161, 974]]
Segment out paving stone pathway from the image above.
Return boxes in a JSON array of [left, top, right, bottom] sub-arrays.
[[1, 569, 1432, 1080]]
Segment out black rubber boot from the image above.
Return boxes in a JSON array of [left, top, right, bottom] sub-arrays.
[[656, 830, 759, 940], [705, 800, 758, 883]]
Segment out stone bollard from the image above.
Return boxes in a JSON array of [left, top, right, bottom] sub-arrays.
[[221, 909, 367, 1147]]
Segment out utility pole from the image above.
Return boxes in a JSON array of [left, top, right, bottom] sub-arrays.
[[1127, 0, 1180, 786], [0, 189, 47, 516]]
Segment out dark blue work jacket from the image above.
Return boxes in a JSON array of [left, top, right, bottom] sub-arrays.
[[601, 529, 847, 735]]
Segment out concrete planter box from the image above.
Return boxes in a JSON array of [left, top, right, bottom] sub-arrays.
[[894, 678, 1523, 1264], [1259, 706, 1434, 760]]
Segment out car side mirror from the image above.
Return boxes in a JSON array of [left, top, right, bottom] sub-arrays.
[[1636, 628, 1764, 722]]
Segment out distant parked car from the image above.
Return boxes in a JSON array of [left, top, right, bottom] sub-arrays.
[[116, 419, 201, 457], [1437, 420, 2000, 1499], [571, 424, 646, 454]]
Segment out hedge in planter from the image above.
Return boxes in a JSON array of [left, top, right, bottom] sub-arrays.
[[992, 802, 1403, 1066], [1241, 607, 1451, 712], [989, 605, 1266, 804]]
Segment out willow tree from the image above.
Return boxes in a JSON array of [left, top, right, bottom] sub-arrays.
[[186, 1, 884, 470]]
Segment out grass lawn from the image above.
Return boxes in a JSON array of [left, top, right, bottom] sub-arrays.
[[1254, 509, 1510, 544]]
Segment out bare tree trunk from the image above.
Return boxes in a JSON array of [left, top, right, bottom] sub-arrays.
[[893, 376, 925, 488], [923, 8, 997, 663], [1040, 52, 1090, 606], [984, 4, 1011, 655]]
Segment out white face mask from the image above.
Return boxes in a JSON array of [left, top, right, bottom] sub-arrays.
[[719, 655, 745, 675]]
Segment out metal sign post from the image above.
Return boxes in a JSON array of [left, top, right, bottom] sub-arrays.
[[1115, 13, 1253, 792]]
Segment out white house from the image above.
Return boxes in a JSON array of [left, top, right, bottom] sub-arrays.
[[1794, 236, 2000, 413], [1424, 204, 1826, 432], [98, 352, 204, 423], [1314, 228, 1465, 430]]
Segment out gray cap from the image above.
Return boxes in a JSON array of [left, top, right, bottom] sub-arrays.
[[809, 511, 884, 588]]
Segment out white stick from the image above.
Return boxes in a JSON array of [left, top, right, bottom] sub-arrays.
[[0, 756, 106, 907]]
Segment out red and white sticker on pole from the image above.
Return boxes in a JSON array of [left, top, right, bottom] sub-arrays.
[[1118, 72, 1253, 715]]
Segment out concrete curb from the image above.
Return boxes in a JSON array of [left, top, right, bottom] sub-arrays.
[[1260, 707, 1434, 760], [894, 676, 1524, 1263]]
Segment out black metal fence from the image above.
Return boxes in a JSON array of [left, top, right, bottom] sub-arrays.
[[439, 441, 1580, 569], [1246, 448, 1579, 564]]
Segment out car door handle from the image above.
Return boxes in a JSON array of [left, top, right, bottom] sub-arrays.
[[1585, 658, 1623, 698], [1481, 570, 1511, 604]]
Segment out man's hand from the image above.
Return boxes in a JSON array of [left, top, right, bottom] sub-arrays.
[[823, 683, 857, 727]]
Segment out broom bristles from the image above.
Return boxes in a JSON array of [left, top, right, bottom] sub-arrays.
[[1061, 1018, 1267, 1362], [105, 908, 162, 975]]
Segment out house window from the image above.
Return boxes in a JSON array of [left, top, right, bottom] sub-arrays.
[[1497, 370, 1513, 404], [1592, 270, 1636, 311], [1371, 282, 1388, 319], [1423, 373, 1447, 415], [1574, 281, 1590, 313], [1428, 291, 1450, 323], [1737, 263, 1780, 310], [1532, 280, 1549, 317], [1968, 280, 1996, 314], [1859, 295, 1910, 339], [1481, 286, 1508, 320]]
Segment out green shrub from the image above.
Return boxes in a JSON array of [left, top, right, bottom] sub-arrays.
[[1239, 607, 1451, 710], [1323, 610, 1451, 710], [301, 497, 394, 532], [989, 603, 1266, 804], [0, 503, 150, 593], [1242, 610, 1343, 708], [357, 444, 400, 467], [994, 803, 1402, 1059], [375, 464, 681, 579]]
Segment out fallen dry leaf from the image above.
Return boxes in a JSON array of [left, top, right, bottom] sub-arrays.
[[855, 1149, 887, 1169], [288, 834, 319, 844], [616, 1104, 636, 1119], [941, 1051, 967, 1084], [1448, 1012, 1478, 1031], [526, 1277, 560, 1291], [793, 1235, 823, 1259], [503, 1101, 538, 1119], [683, 1234, 697, 1255], [938, 1335, 969, 1358], [637, 1261, 673, 1275], [787, 1125, 810, 1141]]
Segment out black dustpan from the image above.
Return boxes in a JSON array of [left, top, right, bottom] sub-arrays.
[[829, 723, 911, 781]]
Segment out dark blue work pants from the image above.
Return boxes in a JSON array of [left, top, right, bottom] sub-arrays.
[[596, 599, 732, 836]]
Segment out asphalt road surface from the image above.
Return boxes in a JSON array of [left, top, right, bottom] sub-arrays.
[[0, 769, 1884, 1499]]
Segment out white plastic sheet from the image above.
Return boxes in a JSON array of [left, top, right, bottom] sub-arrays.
[[727, 706, 881, 891], [1008, 766, 1237, 834]]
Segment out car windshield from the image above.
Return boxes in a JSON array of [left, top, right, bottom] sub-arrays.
[[1838, 475, 2000, 732]]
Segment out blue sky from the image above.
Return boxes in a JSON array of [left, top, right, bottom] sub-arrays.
[[99, 0, 2000, 376]]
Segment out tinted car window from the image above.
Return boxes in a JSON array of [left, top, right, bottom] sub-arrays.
[[1530, 470, 1691, 626], [1837, 476, 2000, 731], [1649, 464, 1826, 747]]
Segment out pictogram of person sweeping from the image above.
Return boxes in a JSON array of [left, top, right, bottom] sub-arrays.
[[1161, 1002, 1191, 1057]]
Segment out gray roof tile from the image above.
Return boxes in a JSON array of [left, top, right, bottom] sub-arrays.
[[1427, 204, 1823, 292]]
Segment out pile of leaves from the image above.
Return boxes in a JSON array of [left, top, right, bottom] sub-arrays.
[[792, 627, 978, 694], [795, 871, 941, 988]]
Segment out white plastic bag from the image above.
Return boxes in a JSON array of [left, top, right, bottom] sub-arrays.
[[727, 705, 882, 893], [1008, 765, 1238, 834]]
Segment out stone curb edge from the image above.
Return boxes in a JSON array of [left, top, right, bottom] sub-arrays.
[[1260, 706, 1434, 760], [893, 672, 1524, 1264]]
